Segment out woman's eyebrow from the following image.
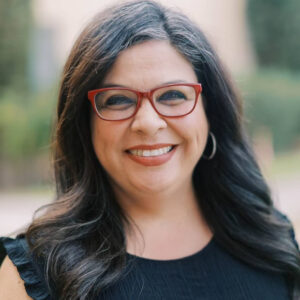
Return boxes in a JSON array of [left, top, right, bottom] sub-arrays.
[[162, 80, 188, 84], [100, 80, 189, 89], [100, 83, 127, 88]]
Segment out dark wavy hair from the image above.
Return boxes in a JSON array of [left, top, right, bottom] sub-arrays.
[[26, 1, 300, 299]]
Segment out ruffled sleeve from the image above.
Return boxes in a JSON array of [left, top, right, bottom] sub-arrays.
[[274, 209, 299, 250], [0, 236, 51, 300]]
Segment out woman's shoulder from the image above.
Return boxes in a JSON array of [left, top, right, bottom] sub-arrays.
[[0, 255, 32, 299], [0, 236, 51, 300]]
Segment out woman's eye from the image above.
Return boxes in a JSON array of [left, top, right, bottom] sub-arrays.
[[157, 90, 187, 103], [103, 95, 135, 109]]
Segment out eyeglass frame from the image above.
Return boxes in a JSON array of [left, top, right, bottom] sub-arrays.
[[87, 83, 202, 121]]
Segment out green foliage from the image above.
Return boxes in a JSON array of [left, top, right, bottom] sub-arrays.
[[0, 90, 56, 159], [0, 0, 32, 92], [238, 69, 300, 152], [0, 1, 56, 161], [247, 0, 300, 71]]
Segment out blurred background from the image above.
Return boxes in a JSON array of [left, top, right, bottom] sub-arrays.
[[0, 0, 299, 240]]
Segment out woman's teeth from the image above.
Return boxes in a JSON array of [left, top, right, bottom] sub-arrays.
[[129, 146, 173, 157]]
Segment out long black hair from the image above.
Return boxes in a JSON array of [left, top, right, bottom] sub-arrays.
[[26, 1, 300, 299]]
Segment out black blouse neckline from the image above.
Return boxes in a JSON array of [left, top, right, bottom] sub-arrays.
[[126, 236, 215, 263]]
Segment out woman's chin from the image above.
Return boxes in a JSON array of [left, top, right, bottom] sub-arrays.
[[128, 174, 178, 196]]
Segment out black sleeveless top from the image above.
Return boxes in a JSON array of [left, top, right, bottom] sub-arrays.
[[0, 213, 298, 300]]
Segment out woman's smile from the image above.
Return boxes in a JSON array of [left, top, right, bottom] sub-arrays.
[[125, 144, 177, 166]]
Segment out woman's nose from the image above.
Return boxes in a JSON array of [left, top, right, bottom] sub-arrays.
[[130, 98, 167, 136]]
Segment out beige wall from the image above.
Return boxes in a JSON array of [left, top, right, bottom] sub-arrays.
[[32, 0, 256, 74]]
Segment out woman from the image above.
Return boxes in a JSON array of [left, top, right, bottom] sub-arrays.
[[0, 1, 299, 299]]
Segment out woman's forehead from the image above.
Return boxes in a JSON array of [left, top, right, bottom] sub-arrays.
[[102, 40, 197, 89]]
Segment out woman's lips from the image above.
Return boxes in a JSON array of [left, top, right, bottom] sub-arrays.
[[125, 144, 177, 166]]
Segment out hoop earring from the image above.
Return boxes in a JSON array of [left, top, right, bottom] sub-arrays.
[[203, 132, 217, 160]]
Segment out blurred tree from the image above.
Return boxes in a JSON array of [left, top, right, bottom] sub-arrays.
[[0, 0, 32, 94], [248, 0, 300, 71], [240, 70, 300, 152]]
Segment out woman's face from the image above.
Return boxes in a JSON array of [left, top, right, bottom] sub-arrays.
[[90, 40, 209, 197]]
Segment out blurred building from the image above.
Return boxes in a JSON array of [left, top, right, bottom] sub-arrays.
[[31, 0, 256, 90]]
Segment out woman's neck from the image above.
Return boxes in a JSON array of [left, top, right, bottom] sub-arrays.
[[112, 180, 213, 260]]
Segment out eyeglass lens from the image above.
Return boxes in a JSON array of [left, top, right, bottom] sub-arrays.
[[94, 85, 196, 120]]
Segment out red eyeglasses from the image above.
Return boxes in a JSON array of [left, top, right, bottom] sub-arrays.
[[87, 83, 202, 121]]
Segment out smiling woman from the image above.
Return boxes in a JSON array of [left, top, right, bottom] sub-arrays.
[[0, 1, 299, 300], [90, 41, 209, 199]]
